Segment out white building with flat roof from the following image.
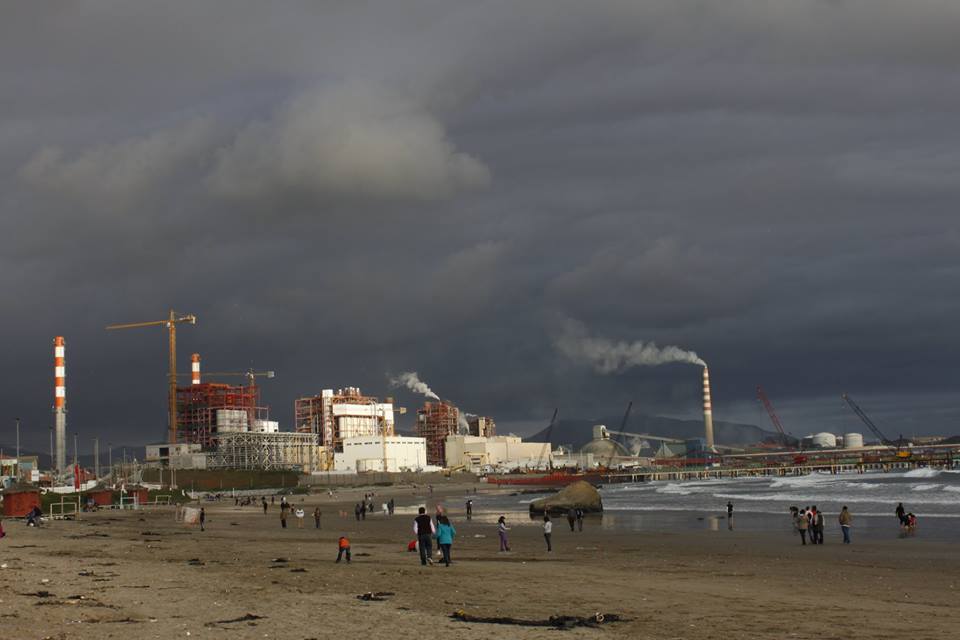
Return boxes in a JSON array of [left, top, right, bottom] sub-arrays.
[[334, 436, 427, 473], [444, 434, 550, 472]]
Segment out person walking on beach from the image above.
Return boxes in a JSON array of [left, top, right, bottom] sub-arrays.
[[436, 515, 456, 567], [466, 499, 473, 520], [797, 508, 809, 545], [314, 507, 322, 529], [262, 498, 268, 515], [497, 516, 511, 552], [576, 508, 584, 532], [543, 515, 553, 552], [896, 502, 906, 525], [839, 506, 852, 544], [336, 536, 351, 563], [355, 503, 361, 521], [567, 508, 576, 532], [414, 507, 435, 566], [727, 501, 733, 519], [360, 502, 367, 520], [199, 507, 206, 532], [382, 502, 388, 517], [295, 508, 305, 528], [280, 501, 289, 528], [814, 508, 825, 544], [388, 498, 395, 515]]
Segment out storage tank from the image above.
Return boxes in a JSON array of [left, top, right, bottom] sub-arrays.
[[843, 432, 864, 449], [810, 432, 837, 448]]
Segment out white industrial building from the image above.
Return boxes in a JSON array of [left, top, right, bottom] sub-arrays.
[[445, 434, 550, 472], [334, 435, 427, 472], [145, 442, 208, 469]]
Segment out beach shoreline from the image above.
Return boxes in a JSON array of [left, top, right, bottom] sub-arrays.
[[0, 482, 957, 639]]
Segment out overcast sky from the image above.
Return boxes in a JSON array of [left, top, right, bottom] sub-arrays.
[[2, 2, 959, 452]]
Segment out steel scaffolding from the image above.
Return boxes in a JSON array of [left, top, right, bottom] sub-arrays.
[[206, 432, 321, 471]]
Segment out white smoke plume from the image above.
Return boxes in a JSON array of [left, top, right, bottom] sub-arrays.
[[390, 371, 440, 400], [555, 319, 705, 373], [458, 412, 471, 435]]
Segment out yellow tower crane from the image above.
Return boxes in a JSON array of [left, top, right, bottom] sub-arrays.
[[106, 310, 196, 444]]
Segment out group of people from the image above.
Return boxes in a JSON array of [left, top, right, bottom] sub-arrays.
[[791, 505, 828, 544], [354, 497, 395, 520], [412, 506, 456, 566], [895, 502, 918, 537]]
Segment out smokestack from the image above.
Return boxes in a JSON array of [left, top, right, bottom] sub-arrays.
[[702, 365, 714, 449], [53, 336, 67, 476], [191, 353, 201, 385]]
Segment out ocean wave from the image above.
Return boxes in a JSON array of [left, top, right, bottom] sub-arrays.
[[903, 468, 943, 478], [911, 483, 941, 492]]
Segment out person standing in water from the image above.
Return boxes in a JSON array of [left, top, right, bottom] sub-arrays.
[[466, 499, 473, 520], [497, 516, 511, 552], [543, 515, 553, 552], [839, 506, 852, 544]]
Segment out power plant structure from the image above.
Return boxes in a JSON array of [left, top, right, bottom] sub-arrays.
[[702, 365, 715, 449], [53, 336, 66, 477], [294, 387, 397, 464], [417, 401, 460, 466], [466, 415, 497, 438]]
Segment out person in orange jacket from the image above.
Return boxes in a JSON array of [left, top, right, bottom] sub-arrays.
[[336, 536, 351, 563]]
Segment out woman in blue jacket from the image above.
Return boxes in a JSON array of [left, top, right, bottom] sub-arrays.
[[436, 516, 456, 567]]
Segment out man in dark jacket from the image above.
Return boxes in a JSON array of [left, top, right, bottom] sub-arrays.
[[413, 507, 435, 566], [567, 508, 576, 532]]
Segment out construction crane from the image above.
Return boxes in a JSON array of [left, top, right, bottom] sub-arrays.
[[535, 409, 558, 470], [177, 369, 276, 386], [605, 401, 633, 469], [756, 385, 791, 446], [841, 393, 900, 449], [106, 310, 196, 444]]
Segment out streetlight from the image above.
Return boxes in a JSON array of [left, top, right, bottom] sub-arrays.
[[15, 418, 20, 481]]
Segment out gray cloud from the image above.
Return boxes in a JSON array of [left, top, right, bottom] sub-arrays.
[[2, 2, 960, 453], [206, 84, 490, 203]]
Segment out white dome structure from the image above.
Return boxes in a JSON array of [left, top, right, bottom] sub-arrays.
[[843, 432, 864, 449], [810, 432, 837, 448]]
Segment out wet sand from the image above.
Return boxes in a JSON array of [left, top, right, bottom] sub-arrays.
[[1, 483, 957, 639]]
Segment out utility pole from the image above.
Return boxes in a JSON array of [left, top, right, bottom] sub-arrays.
[[73, 432, 79, 489], [108, 442, 113, 484], [94, 438, 100, 480], [15, 418, 20, 481]]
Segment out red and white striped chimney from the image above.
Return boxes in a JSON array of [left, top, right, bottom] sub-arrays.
[[54, 336, 67, 475], [191, 353, 201, 385], [54, 336, 66, 408], [702, 365, 715, 449]]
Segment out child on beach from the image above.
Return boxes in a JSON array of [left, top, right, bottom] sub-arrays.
[[497, 516, 511, 552], [436, 515, 456, 566], [336, 536, 351, 563], [543, 515, 553, 552]]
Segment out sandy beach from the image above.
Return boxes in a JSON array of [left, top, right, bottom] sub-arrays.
[[1, 483, 957, 639]]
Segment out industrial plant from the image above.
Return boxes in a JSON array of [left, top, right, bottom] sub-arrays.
[[2, 312, 959, 503]]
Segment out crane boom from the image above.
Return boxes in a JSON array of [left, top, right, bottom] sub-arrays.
[[756, 386, 790, 446], [535, 409, 558, 470], [841, 393, 894, 447], [106, 309, 197, 444], [605, 401, 633, 469]]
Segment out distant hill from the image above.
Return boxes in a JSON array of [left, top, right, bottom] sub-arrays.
[[526, 414, 776, 450]]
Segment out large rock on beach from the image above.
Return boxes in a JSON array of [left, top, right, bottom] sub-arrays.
[[528, 481, 603, 514]]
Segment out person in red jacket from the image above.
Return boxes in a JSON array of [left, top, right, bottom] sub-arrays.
[[336, 536, 351, 563]]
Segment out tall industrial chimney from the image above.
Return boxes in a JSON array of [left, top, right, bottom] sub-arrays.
[[191, 353, 201, 385], [53, 336, 67, 476], [702, 365, 715, 449]]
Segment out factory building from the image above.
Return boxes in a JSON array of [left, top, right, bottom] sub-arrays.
[[334, 436, 428, 472], [417, 401, 460, 466], [467, 415, 496, 437], [444, 434, 549, 472], [294, 387, 396, 463], [175, 381, 266, 448]]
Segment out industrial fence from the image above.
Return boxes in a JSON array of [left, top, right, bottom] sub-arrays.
[[299, 471, 479, 487]]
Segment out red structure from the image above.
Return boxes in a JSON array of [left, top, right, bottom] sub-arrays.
[[175, 382, 266, 448], [417, 401, 459, 466], [87, 489, 114, 506], [2, 489, 41, 517]]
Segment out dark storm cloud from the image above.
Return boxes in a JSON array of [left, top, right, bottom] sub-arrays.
[[2, 2, 960, 452]]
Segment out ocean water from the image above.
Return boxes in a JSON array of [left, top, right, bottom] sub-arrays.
[[470, 468, 960, 542]]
